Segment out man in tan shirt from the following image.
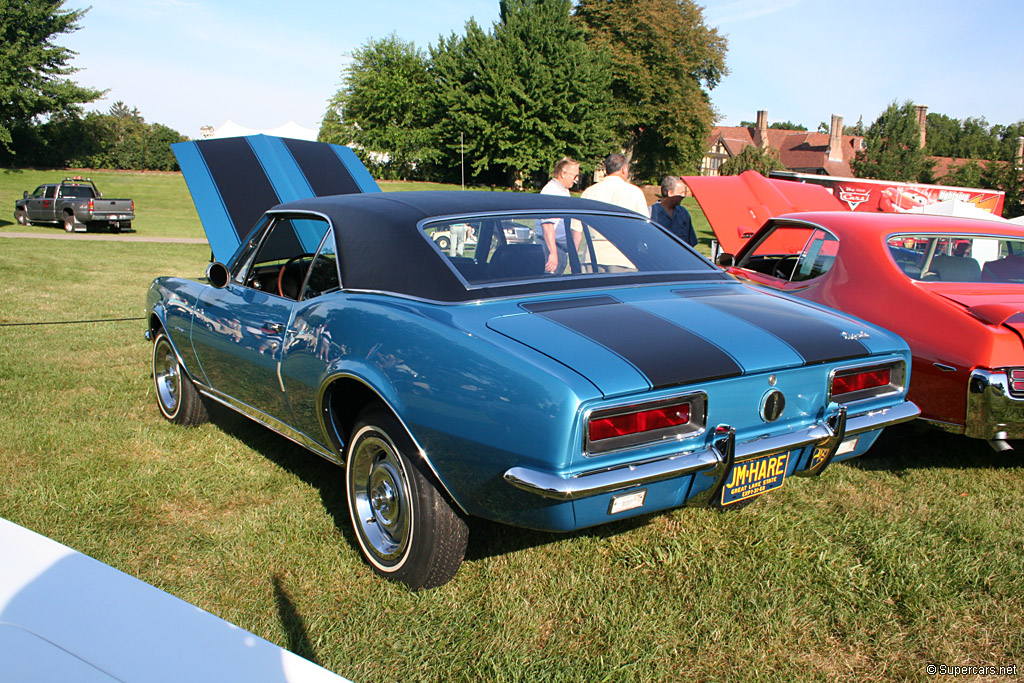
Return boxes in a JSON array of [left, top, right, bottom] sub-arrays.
[[580, 153, 648, 216]]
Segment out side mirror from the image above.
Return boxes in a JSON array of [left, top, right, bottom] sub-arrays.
[[206, 262, 230, 288], [23, 191, 28, 199], [717, 253, 734, 267]]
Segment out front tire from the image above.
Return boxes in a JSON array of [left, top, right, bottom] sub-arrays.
[[346, 407, 468, 590], [152, 330, 208, 426], [15, 209, 28, 226]]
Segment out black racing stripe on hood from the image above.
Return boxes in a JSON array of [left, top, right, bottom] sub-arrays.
[[679, 291, 870, 364], [282, 138, 363, 197], [523, 297, 743, 388], [197, 137, 280, 243]]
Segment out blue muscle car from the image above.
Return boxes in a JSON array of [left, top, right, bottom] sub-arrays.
[[148, 137, 918, 589]]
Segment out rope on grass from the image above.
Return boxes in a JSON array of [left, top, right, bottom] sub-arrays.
[[0, 316, 147, 327]]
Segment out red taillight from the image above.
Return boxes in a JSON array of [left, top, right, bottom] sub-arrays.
[[589, 404, 691, 443], [832, 367, 891, 397], [131, 200, 135, 212], [88, 198, 94, 211], [1010, 369, 1024, 394]]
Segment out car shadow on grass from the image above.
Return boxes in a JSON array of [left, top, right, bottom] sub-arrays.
[[851, 422, 1023, 474], [200, 401, 662, 565]]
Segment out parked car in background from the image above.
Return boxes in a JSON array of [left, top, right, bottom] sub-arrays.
[[14, 177, 135, 233], [149, 177, 918, 588], [686, 171, 1024, 451]]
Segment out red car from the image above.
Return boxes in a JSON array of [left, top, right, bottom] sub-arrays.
[[686, 171, 1024, 450]]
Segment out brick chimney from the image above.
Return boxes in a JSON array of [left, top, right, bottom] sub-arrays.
[[755, 110, 769, 150], [916, 105, 928, 149], [828, 114, 844, 162]]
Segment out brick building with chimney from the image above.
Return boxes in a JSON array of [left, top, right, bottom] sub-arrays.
[[701, 110, 864, 177], [704, 106, 1024, 183]]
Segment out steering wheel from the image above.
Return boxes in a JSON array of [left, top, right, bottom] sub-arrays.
[[277, 253, 316, 298], [771, 255, 799, 280]]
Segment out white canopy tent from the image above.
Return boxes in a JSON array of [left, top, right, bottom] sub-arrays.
[[202, 120, 318, 141]]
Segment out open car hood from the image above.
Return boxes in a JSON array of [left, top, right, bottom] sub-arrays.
[[172, 135, 380, 263], [682, 171, 845, 255]]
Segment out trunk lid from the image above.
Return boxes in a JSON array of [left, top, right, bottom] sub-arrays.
[[486, 286, 879, 398]]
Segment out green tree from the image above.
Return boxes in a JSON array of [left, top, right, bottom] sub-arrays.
[[983, 122, 1024, 218], [852, 100, 931, 182], [719, 144, 784, 177], [575, 0, 728, 182], [0, 0, 104, 158], [740, 120, 807, 131], [431, 0, 617, 186], [941, 158, 985, 188], [319, 35, 437, 180]]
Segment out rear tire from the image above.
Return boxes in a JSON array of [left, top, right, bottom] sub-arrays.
[[152, 330, 208, 426], [63, 214, 75, 233], [345, 407, 468, 589]]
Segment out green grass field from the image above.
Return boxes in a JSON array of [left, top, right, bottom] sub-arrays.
[[1, 170, 1021, 682]]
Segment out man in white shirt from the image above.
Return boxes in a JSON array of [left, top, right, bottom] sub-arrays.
[[539, 157, 581, 273], [580, 153, 649, 217]]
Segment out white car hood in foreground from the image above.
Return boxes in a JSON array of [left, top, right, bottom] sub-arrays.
[[0, 518, 351, 683]]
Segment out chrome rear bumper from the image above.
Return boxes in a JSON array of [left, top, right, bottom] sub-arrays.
[[504, 401, 920, 501], [967, 369, 1024, 440]]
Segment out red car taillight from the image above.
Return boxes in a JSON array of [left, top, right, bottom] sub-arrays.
[[586, 394, 705, 455], [589, 404, 691, 442], [830, 363, 902, 403], [88, 198, 94, 212]]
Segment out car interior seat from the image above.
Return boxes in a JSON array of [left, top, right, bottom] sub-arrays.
[[488, 244, 546, 280], [925, 254, 981, 282]]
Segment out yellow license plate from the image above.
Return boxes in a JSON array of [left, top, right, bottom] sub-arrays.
[[721, 451, 791, 506]]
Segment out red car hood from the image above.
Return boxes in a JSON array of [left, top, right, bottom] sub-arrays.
[[930, 286, 1024, 329], [683, 171, 845, 254]]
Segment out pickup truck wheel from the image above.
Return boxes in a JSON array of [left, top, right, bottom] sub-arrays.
[[63, 214, 75, 233], [15, 209, 29, 226], [153, 330, 208, 426], [346, 407, 468, 590]]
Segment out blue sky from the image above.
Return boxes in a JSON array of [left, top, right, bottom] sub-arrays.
[[63, 0, 1023, 141]]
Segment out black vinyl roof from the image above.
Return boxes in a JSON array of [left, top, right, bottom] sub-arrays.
[[270, 191, 724, 302]]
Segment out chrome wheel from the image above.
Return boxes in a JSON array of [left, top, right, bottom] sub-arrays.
[[345, 407, 469, 589], [349, 429, 413, 567], [151, 330, 207, 426], [153, 334, 181, 418]]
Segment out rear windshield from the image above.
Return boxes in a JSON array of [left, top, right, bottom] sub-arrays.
[[887, 233, 1024, 283], [422, 212, 713, 287], [60, 184, 96, 198]]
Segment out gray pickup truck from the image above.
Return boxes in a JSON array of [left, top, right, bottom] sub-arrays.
[[14, 177, 135, 233]]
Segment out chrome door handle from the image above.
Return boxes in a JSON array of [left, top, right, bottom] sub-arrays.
[[264, 322, 285, 334]]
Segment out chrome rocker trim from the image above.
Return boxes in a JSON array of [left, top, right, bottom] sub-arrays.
[[503, 402, 920, 501], [966, 369, 1024, 440]]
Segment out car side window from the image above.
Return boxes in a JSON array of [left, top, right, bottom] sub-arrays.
[[738, 225, 815, 280], [300, 229, 341, 300], [791, 229, 839, 282], [31, 186, 46, 198], [43, 186, 57, 199], [233, 215, 330, 299]]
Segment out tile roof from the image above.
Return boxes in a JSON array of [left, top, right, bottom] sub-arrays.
[[707, 124, 864, 176]]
